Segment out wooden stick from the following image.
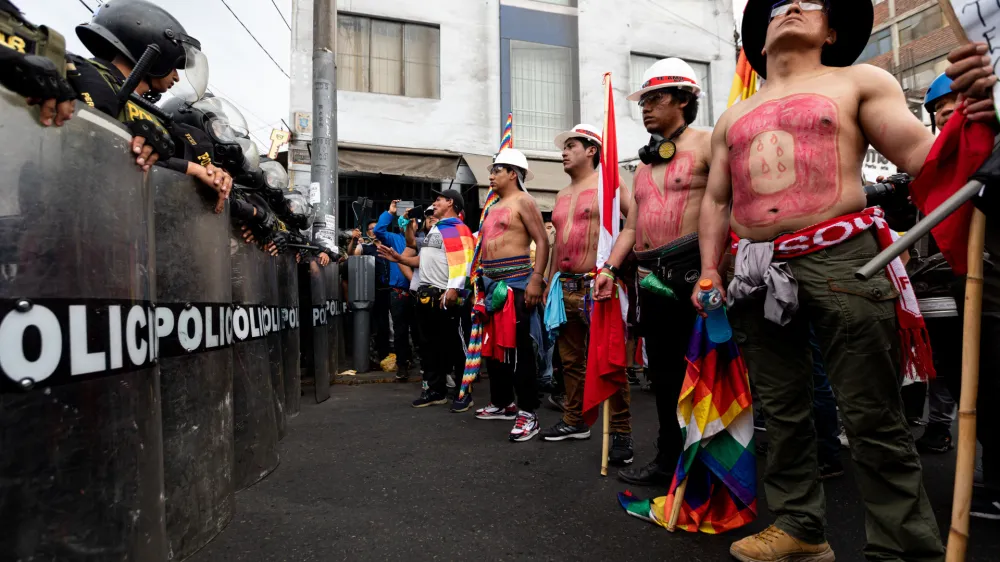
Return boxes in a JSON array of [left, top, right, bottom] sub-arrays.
[[946, 208, 986, 562], [600, 399, 611, 476], [666, 478, 688, 532]]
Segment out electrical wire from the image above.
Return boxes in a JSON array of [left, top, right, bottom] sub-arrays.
[[77, 0, 94, 14], [270, 0, 292, 31], [642, 0, 736, 47], [207, 82, 274, 129], [218, 0, 290, 78]]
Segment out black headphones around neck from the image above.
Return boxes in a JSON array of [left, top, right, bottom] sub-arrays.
[[637, 124, 687, 165]]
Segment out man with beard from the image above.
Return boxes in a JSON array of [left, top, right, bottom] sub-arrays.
[[594, 59, 711, 485], [695, 1, 996, 559], [541, 124, 635, 465]]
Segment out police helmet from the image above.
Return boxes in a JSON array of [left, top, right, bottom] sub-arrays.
[[283, 192, 314, 231], [77, 0, 208, 100], [923, 73, 955, 114]]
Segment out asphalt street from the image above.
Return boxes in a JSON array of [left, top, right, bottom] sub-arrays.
[[190, 383, 999, 562]]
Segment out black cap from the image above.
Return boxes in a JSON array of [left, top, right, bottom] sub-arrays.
[[433, 189, 465, 212]]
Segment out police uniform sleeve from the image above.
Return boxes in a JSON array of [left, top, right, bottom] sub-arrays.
[[65, 55, 119, 118], [169, 122, 215, 168]]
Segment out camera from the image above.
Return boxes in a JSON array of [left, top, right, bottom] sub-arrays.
[[864, 173, 915, 231]]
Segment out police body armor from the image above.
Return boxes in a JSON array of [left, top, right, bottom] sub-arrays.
[[0, 2, 67, 74]]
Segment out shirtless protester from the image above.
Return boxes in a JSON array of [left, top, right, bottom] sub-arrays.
[[540, 124, 634, 465], [593, 59, 712, 486], [695, 1, 995, 560], [472, 148, 551, 442]]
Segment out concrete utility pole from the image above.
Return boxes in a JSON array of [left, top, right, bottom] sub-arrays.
[[310, 0, 338, 251]]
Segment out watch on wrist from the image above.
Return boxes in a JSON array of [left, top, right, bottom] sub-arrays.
[[604, 264, 621, 278]]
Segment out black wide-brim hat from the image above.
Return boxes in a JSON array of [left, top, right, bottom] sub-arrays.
[[742, 0, 874, 79]]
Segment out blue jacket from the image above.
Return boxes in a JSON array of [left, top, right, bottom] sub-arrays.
[[373, 211, 409, 289]]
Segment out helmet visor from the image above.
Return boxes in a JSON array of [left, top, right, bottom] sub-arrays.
[[237, 138, 260, 170], [173, 44, 209, 102], [260, 160, 290, 191], [195, 97, 250, 142]]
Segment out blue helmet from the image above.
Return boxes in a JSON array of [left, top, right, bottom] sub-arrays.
[[923, 73, 954, 114]]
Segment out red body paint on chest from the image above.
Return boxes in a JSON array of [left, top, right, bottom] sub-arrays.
[[634, 153, 694, 247], [727, 94, 841, 228], [482, 207, 511, 256], [552, 188, 597, 270]]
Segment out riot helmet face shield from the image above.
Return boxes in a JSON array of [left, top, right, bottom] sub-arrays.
[[260, 160, 290, 192], [237, 138, 260, 171], [171, 42, 209, 102], [194, 97, 249, 142], [284, 193, 315, 231]]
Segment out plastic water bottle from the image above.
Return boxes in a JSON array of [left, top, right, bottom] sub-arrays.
[[697, 279, 733, 344]]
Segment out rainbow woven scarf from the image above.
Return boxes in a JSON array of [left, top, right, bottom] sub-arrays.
[[458, 189, 500, 400], [434, 217, 475, 290]]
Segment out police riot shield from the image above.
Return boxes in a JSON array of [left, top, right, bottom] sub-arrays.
[[231, 230, 280, 490], [152, 166, 234, 560], [265, 256, 287, 440], [0, 97, 166, 559], [325, 262, 342, 381], [278, 255, 300, 416], [311, 258, 331, 402]]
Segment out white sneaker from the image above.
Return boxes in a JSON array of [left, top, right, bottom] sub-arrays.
[[475, 402, 518, 420], [509, 411, 539, 442], [446, 374, 456, 388]]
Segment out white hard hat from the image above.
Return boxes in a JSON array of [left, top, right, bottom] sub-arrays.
[[554, 124, 602, 150], [626, 58, 702, 102], [490, 148, 535, 182]]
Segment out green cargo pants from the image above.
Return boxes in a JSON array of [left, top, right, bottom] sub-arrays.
[[730, 231, 944, 562]]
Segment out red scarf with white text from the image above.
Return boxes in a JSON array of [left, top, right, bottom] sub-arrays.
[[731, 207, 934, 382]]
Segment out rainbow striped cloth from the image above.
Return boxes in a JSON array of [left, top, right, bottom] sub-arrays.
[[435, 217, 475, 290], [619, 316, 757, 533]]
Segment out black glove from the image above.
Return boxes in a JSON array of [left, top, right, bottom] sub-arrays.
[[126, 119, 175, 161], [269, 231, 289, 254], [0, 51, 75, 102], [230, 198, 257, 222]]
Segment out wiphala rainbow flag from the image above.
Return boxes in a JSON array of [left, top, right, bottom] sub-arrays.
[[619, 316, 757, 533]]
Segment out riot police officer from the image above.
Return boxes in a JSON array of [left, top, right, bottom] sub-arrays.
[[0, 0, 75, 126], [67, 0, 230, 204]]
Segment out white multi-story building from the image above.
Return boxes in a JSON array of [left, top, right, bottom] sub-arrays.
[[288, 0, 736, 227]]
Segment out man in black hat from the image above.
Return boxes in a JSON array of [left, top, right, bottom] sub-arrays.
[[694, 1, 997, 560], [379, 189, 475, 410]]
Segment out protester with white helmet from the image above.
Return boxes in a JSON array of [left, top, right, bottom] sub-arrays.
[[471, 148, 551, 443], [541, 124, 635, 464], [593, 57, 714, 486]]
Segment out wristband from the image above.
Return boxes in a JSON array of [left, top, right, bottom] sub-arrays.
[[598, 270, 615, 281], [604, 264, 621, 278]]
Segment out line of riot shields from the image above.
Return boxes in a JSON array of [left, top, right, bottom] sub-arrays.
[[0, 96, 350, 560]]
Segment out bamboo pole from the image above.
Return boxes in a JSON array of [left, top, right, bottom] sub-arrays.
[[946, 208, 986, 562], [601, 399, 611, 476], [666, 478, 689, 532]]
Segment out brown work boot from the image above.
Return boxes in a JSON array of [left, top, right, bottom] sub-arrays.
[[730, 525, 835, 562]]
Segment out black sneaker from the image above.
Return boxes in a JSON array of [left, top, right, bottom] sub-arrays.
[[609, 433, 635, 465], [617, 457, 672, 486], [450, 394, 474, 413], [626, 368, 640, 385], [541, 420, 591, 441], [546, 394, 566, 412], [915, 424, 954, 454], [412, 390, 447, 408], [970, 495, 1000, 520], [819, 461, 845, 480], [395, 363, 410, 382]]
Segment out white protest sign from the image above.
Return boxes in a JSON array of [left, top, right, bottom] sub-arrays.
[[942, 0, 1000, 117]]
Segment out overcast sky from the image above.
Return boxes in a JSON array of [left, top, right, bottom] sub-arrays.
[[24, 0, 292, 153]]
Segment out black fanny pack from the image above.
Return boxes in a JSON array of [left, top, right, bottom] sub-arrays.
[[636, 234, 701, 288]]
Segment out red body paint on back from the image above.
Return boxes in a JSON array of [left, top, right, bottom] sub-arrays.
[[727, 94, 841, 227], [634, 152, 694, 248], [481, 206, 511, 258], [552, 188, 597, 271]]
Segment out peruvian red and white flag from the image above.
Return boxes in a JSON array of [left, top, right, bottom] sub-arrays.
[[596, 72, 620, 268]]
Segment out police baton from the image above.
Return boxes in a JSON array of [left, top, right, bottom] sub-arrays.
[[116, 44, 160, 114]]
